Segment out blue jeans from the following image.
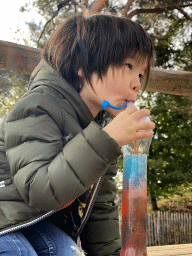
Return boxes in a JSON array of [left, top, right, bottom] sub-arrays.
[[0, 220, 85, 255]]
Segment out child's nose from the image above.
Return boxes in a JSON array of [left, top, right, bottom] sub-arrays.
[[130, 76, 141, 93]]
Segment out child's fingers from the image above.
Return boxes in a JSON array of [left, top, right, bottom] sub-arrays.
[[136, 121, 156, 131], [136, 130, 154, 139], [133, 109, 151, 120]]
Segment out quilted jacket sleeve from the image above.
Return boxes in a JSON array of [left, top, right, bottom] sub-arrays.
[[4, 90, 122, 213]]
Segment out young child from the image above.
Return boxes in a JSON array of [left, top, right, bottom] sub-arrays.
[[0, 14, 155, 255]]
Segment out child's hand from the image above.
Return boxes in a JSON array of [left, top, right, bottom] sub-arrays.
[[103, 106, 155, 147]]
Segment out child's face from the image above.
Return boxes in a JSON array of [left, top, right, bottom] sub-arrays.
[[80, 56, 148, 117]]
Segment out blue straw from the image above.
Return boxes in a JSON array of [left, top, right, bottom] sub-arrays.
[[101, 100, 129, 110]]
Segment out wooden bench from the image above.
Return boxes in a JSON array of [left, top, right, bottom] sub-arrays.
[[148, 243, 192, 256]]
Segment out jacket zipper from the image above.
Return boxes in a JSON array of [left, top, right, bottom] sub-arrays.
[[74, 174, 105, 242], [0, 209, 57, 236], [0, 175, 104, 237]]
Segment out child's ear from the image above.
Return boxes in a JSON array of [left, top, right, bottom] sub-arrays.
[[77, 69, 84, 77]]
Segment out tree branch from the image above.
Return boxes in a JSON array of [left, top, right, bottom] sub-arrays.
[[127, 6, 174, 19], [71, 0, 77, 13], [37, 0, 71, 47], [81, 0, 89, 7], [80, 0, 90, 16], [161, 0, 192, 22], [89, 0, 108, 14], [121, 0, 135, 17], [127, 3, 192, 19]]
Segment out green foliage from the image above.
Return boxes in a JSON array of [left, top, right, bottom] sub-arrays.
[[117, 91, 192, 207], [117, 154, 123, 170], [0, 68, 29, 95], [135, 3, 192, 69], [139, 92, 192, 200], [0, 68, 28, 117], [148, 183, 192, 213]]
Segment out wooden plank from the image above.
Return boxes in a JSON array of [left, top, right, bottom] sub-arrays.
[[148, 68, 192, 97], [147, 243, 192, 256], [0, 40, 41, 75], [0, 40, 192, 96], [157, 211, 160, 245]]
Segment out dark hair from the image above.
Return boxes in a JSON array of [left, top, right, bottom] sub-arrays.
[[42, 14, 155, 92]]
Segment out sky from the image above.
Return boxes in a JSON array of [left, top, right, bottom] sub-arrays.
[[0, 0, 42, 46]]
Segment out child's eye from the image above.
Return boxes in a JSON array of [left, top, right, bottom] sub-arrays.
[[125, 63, 133, 70]]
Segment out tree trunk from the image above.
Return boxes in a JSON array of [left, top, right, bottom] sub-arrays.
[[150, 194, 159, 211]]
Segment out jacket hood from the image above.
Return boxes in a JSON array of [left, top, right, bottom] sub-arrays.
[[28, 59, 94, 128]]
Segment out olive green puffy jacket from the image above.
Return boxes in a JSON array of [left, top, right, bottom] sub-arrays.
[[0, 60, 122, 255]]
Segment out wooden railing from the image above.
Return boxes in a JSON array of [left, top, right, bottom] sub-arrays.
[[0, 40, 192, 96]]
